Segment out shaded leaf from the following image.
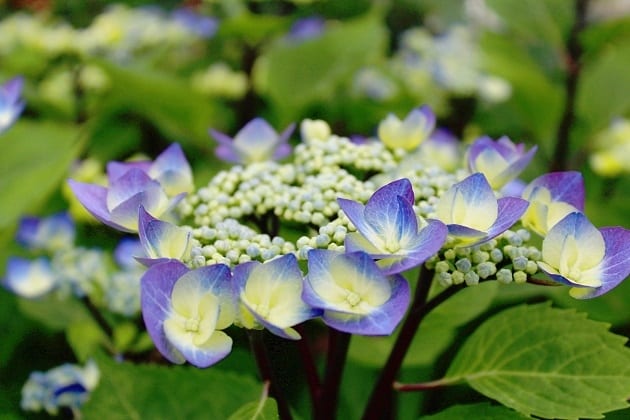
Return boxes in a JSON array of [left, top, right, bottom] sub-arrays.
[[228, 396, 279, 420], [421, 402, 527, 419], [445, 303, 630, 419], [83, 358, 261, 419]]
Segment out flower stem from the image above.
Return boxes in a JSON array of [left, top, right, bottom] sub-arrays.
[[314, 328, 351, 420], [549, 0, 589, 172], [393, 376, 460, 392], [81, 296, 113, 339], [247, 329, 293, 420], [294, 324, 321, 404], [361, 266, 462, 419]]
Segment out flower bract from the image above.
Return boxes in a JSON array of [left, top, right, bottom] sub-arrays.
[[377, 105, 435, 151], [233, 254, 319, 339], [141, 260, 236, 367], [16, 213, 75, 252], [0, 76, 25, 134], [210, 118, 295, 164], [3, 257, 57, 298], [537, 212, 630, 299], [137, 205, 192, 266], [467, 135, 537, 190], [303, 250, 410, 335], [435, 173, 529, 247], [338, 178, 447, 274]]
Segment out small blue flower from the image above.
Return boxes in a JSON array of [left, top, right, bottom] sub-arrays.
[[210, 118, 295, 164], [467, 136, 537, 189], [435, 173, 529, 247], [21, 360, 99, 416], [233, 254, 319, 339], [377, 105, 435, 151], [141, 260, 236, 368], [171, 8, 218, 39], [16, 213, 75, 252], [0, 76, 25, 134], [538, 212, 630, 299], [338, 178, 447, 274], [3, 257, 57, 298], [113, 238, 145, 270], [303, 250, 410, 336], [136, 205, 193, 266], [521, 171, 585, 236]]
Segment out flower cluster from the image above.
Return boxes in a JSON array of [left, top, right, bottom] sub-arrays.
[[63, 106, 630, 369], [21, 360, 99, 416]]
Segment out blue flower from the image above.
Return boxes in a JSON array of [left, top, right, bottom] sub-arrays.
[[338, 178, 447, 274], [303, 250, 410, 336], [21, 360, 99, 416], [141, 260, 236, 368], [136, 205, 193, 266], [233, 254, 319, 339], [377, 105, 435, 151], [0, 76, 25, 134], [16, 213, 75, 252], [3, 257, 57, 298], [521, 171, 585, 236], [537, 212, 630, 299], [435, 173, 529, 247], [210, 118, 295, 164], [467, 136, 537, 189], [171, 8, 218, 39]]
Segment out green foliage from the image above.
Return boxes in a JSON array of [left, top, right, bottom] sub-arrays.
[[421, 402, 527, 419], [254, 11, 388, 123], [227, 395, 279, 420], [445, 303, 630, 419], [83, 358, 262, 419], [0, 120, 83, 230], [348, 282, 498, 367], [18, 295, 91, 331]]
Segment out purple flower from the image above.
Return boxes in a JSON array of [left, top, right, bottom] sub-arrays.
[[107, 143, 194, 197], [137, 206, 192, 266], [0, 76, 25, 134], [435, 173, 529, 247], [141, 260, 236, 368], [537, 212, 630, 299], [171, 8, 218, 39], [210, 118, 295, 164], [338, 178, 447, 274], [467, 136, 537, 189], [288, 17, 326, 41], [303, 250, 410, 336], [16, 213, 75, 252], [3, 257, 56, 298], [233, 254, 319, 339], [69, 168, 183, 233], [521, 171, 585, 236], [113, 238, 145, 270]]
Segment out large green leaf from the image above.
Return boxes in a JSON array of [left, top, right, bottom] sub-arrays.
[[445, 303, 630, 419], [227, 396, 278, 420], [0, 120, 83, 229], [83, 358, 262, 419], [256, 11, 387, 122], [349, 282, 498, 367], [420, 402, 527, 419]]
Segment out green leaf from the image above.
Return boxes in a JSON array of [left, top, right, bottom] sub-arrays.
[[67, 320, 108, 362], [18, 294, 91, 331], [445, 303, 630, 419], [349, 282, 498, 367], [0, 120, 83, 229], [83, 358, 262, 419], [420, 402, 527, 419], [227, 395, 279, 420], [256, 12, 387, 122]]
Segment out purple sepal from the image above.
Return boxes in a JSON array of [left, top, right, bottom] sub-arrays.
[[523, 171, 585, 211]]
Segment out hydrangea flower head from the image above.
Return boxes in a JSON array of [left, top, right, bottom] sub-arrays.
[[467, 135, 537, 189], [521, 171, 584, 236], [538, 212, 630, 299], [3, 257, 57, 298], [21, 360, 100, 416], [377, 105, 435, 151], [210, 118, 295, 164], [0, 76, 25, 134], [141, 260, 236, 367], [303, 250, 410, 335], [16, 213, 75, 252], [338, 178, 447, 274], [435, 173, 529, 247], [69, 167, 183, 232], [233, 254, 319, 339], [137, 205, 193, 266]]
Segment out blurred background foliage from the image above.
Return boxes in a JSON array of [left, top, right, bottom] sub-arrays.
[[1, 0, 630, 418]]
